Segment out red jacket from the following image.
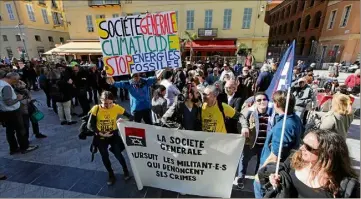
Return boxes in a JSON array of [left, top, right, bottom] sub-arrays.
[[345, 74, 360, 88]]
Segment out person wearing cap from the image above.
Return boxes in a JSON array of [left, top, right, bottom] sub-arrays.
[[292, 77, 315, 124], [291, 66, 302, 86], [111, 73, 157, 124], [219, 63, 235, 81]]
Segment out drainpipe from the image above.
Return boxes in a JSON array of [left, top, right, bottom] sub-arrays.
[[13, 0, 30, 60]]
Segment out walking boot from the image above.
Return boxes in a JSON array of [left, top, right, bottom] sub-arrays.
[[123, 169, 131, 181], [107, 171, 116, 185]]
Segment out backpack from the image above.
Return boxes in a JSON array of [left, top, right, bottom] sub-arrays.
[[78, 105, 100, 162], [49, 80, 64, 102]]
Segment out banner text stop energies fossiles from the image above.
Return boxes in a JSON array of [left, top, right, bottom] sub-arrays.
[[97, 11, 181, 76], [118, 122, 245, 198]]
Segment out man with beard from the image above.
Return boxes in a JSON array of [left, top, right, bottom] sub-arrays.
[[236, 67, 254, 106], [161, 84, 202, 130], [201, 85, 248, 134]]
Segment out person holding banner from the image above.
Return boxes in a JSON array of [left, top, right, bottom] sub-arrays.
[[112, 73, 157, 124], [87, 91, 134, 185], [265, 129, 359, 198], [201, 85, 248, 134], [161, 83, 202, 130], [254, 90, 303, 198]]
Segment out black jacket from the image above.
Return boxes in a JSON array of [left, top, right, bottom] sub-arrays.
[[259, 154, 360, 198], [225, 96, 243, 134], [161, 95, 202, 131]]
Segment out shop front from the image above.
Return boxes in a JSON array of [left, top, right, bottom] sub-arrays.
[[183, 39, 237, 61]]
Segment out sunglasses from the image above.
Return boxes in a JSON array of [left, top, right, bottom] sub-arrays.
[[256, 98, 268, 102], [301, 140, 319, 154]]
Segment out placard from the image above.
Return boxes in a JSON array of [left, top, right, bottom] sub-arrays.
[[118, 122, 245, 198], [97, 11, 182, 76]]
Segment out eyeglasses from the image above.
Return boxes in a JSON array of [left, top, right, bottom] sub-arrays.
[[202, 93, 210, 97], [301, 140, 319, 154], [256, 98, 268, 102]]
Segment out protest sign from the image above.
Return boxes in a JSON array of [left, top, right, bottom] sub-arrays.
[[97, 11, 182, 77], [118, 122, 245, 198]]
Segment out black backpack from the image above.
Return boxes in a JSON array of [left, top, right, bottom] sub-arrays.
[[78, 105, 100, 162], [49, 80, 64, 102]]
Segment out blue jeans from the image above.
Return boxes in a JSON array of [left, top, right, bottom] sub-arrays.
[[253, 180, 264, 198], [237, 145, 263, 178]]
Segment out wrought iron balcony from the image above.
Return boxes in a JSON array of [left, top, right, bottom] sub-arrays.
[[88, 0, 121, 7], [198, 28, 218, 37]]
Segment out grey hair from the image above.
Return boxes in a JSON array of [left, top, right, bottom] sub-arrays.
[[47, 68, 61, 80], [5, 72, 20, 79], [261, 64, 271, 72], [205, 85, 220, 97]]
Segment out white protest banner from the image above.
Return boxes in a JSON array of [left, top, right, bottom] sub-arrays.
[[118, 122, 245, 198], [97, 11, 181, 77]]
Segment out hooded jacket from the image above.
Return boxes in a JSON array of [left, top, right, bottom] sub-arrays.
[[319, 111, 353, 139], [114, 77, 157, 113]]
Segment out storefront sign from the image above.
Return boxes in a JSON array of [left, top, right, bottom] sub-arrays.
[[118, 122, 245, 198], [97, 11, 181, 76]]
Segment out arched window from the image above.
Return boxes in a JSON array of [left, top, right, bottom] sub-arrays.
[[283, 23, 288, 34], [299, 1, 305, 12], [308, 36, 317, 55], [309, 0, 315, 7], [313, 11, 322, 28], [296, 18, 301, 31], [287, 5, 291, 17], [278, 25, 283, 35], [299, 37, 306, 55], [289, 21, 294, 33], [292, 2, 298, 15], [304, 15, 311, 30]]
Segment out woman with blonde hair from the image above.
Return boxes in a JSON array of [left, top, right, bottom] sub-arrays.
[[319, 93, 353, 138]]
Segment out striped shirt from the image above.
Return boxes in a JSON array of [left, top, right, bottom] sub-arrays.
[[255, 112, 269, 145]]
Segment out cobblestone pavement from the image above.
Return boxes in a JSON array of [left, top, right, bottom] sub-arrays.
[[0, 87, 359, 198]]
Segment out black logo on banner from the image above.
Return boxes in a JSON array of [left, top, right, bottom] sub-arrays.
[[125, 127, 146, 147]]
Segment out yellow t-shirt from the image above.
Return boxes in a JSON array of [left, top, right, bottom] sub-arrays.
[[90, 104, 125, 132], [201, 102, 236, 133]]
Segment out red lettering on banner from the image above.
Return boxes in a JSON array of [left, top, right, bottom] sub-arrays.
[[118, 56, 128, 74], [139, 13, 176, 36], [105, 57, 115, 76], [140, 14, 149, 35], [125, 55, 133, 73], [170, 12, 176, 34]]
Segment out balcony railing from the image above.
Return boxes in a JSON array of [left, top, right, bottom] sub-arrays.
[[88, 0, 121, 7], [198, 28, 218, 37]]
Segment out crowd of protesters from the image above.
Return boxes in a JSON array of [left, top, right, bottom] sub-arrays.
[[0, 55, 360, 197]]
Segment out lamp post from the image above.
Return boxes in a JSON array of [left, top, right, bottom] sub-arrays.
[[13, 0, 29, 60]]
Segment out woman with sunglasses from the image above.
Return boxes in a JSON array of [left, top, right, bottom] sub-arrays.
[[265, 129, 359, 198], [87, 91, 133, 185]]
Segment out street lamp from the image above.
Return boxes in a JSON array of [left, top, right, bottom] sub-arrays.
[[15, 23, 29, 61]]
